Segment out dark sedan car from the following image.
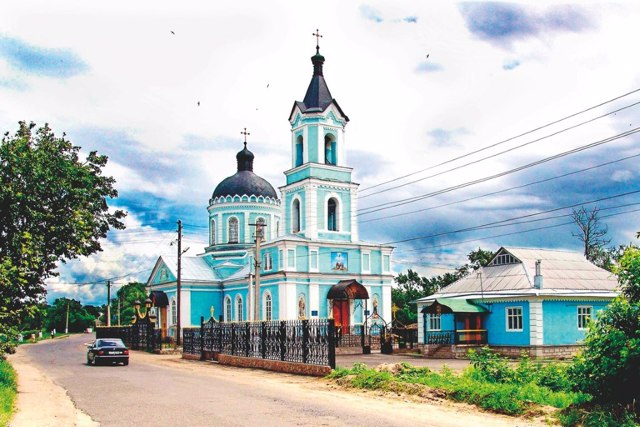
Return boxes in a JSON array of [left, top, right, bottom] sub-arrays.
[[87, 338, 129, 366]]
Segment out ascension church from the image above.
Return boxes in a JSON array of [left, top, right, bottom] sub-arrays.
[[147, 44, 394, 338]]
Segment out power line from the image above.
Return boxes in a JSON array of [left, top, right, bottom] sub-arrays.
[[383, 190, 640, 245], [359, 87, 640, 194], [358, 127, 640, 216], [361, 152, 640, 224]]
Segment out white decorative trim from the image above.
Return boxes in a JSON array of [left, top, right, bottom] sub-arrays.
[[529, 300, 543, 345]]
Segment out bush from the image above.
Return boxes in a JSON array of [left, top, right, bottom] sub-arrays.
[[558, 405, 638, 427], [468, 347, 514, 383]]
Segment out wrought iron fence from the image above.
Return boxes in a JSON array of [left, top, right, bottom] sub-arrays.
[[392, 327, 418, 349], [185, 317, 336, 368], [333, 324, 365, 348], [95, 324, 161, 352]]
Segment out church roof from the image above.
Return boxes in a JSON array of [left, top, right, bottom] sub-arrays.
[[161, 255, 220, 282], [211, 143, 278, 200], [288, 50, 349, 121]]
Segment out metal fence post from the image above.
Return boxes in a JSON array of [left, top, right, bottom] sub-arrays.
[[200, 316, 205, 361], [302, 319, 309, 364], [279, 320, 286, 361], [327, 319, 336, 369], [245, 322, 250, 357], [360, 322, 365, 349], [231, 323, 236, 356], [260, 321, 266, 359]]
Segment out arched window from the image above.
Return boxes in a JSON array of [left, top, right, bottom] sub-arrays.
[[264, 292, 272, 321], [325, 134, 336, 165], [292, 199, 300, 233], [298, 294, 306, 319], [236, 295, 243, 322], [228, 217, 239, 243], [224, 296, 232, 322], [171, 298, 177, 325], [256, 217, 266, 242], [295, 135, 304, 167], [327, 198, 337, 231], [276, 220, 280, 237], [210, 219, 216, 245]]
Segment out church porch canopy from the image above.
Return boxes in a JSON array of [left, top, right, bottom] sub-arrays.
[[327, 279, 369, 300], [150, 291, 169, 308]]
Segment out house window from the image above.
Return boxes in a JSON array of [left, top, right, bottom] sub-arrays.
[[264, 293, 272, 321], [236, 295, 243, 322], [228, 217, 239, 243], [210, 219, 216, 245], [263, 252, 272, 271], [362, 253, 370, 272], [506, 307, 523, 331], [224, 296, 232, 322], [292, 199, 301, 233], [310, 250, 318, 270], [171, 298, 177, 325], [325, 134, 336, 165], [327, 198, 337, 231], [428, 314, 441, 331], [578, 306, 592, 330], [287, 249, 295, 269], [491, 253, 517, 266], [278, 250, 284, 269]]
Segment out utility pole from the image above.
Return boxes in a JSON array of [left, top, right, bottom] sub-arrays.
[[118, 292, 121, 326], [65, 300, 69, 334], [250, 222, 264, 321], [177, 219, 182, 345], [106, 280, 111, 327]]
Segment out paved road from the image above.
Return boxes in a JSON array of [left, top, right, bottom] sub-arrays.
[[17, 334, 534, 427]]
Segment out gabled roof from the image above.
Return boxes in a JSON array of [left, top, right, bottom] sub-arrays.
[[154, 255, 220, 283], [418, 247, 618, 301]]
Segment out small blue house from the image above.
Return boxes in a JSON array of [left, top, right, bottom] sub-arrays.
[[415, 247, 618, 358]]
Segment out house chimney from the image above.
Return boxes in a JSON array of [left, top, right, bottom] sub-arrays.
[[534, 260, 543, 289]]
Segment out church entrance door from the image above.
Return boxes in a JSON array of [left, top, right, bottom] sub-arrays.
[[332, 300, 350, 333]]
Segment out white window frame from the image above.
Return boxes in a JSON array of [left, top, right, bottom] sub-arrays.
[[235, 295, 243, 322], [287, 248, 296, 270], [224, 296, 232, 322], [291, 197, 301, 233], [263, 292, 272, 321], [428, 313, 441, 331], [278, 249, 284, 269], [577, 305, 592, 330], [382, 254, 391, 273], [362, 252, 371, 273], [506, 306, 523, 332], [170, 298, 177, 325], [228, 216, 239, 244], [210, 219, 216, 245], [263, 252, 272, 271], [309, 249, 319, 272]]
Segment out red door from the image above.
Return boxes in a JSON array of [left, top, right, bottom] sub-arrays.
[[333, 300, 350, 333]]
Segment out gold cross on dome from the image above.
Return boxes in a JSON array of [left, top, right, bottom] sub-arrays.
[[312, 29, 323, 52], [392, 303, 399, 319], [241, 127, 250, 146]]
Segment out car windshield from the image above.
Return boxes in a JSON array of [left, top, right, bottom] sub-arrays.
[[96, 339, 125, 347]]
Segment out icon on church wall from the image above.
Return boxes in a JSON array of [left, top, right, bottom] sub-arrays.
[[331, 252, 348, 271]]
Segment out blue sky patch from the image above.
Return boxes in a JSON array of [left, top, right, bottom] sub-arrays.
[[416, 61, 444, 73], [0, 35, 88, 78], [402, 16, 418, 24], [458, 3, 592, 47], [503, 59, 521, 70], [360, 5, 384, 23]]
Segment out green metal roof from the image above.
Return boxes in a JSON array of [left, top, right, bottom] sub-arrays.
[[424, 298, 488, 314]]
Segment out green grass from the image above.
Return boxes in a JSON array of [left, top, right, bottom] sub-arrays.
[[0, 359, 17, 427], [327, 362, 588, 417]]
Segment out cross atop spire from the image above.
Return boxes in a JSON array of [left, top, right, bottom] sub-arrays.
[[312, 29, 323, 54], [240, 127, 250, 147]]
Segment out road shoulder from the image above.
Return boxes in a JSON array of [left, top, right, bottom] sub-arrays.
[[7, 343, 98, 427]]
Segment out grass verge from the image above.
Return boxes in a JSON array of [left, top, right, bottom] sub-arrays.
[[0, 359, 17, 427]]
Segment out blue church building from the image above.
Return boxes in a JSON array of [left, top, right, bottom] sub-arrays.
[[416, 247, 619, 358], [147, 46, 394, 337]]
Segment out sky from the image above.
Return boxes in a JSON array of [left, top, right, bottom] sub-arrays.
[[1, 1, 639, 305]]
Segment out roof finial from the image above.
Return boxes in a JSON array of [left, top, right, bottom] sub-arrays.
[[312, 29, 323, 54], [240, 127, 250, 148]]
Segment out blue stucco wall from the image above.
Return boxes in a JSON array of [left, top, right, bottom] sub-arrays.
[[190, 289, 220, 325], [484, 301, 530, 346], [543, 300, 610, 345]]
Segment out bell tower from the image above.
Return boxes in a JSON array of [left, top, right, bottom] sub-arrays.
[[280, 31, 359, 242]]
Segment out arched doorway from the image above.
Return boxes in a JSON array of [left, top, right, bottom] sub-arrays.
[[327, 279, 369, 334]]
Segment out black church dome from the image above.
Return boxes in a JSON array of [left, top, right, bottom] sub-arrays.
[[211, 143, 278, 200]]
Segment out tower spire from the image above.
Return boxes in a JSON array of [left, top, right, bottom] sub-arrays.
[[312, 29, 323, 55]]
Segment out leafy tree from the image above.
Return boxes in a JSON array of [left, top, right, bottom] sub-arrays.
[[569, 246, 640, 415], [392, 248, 495, 325], [45, 298, 97, 333], [571, 206, 610, 262], [0, 122, 125, 351], [106, 282, 148, 325]]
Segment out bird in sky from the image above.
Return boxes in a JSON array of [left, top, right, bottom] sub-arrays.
[[267, 83, 270, 88], [426, 54, 430, 59], [197, 101, 200, 106], [170, 30, 175, 35]]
